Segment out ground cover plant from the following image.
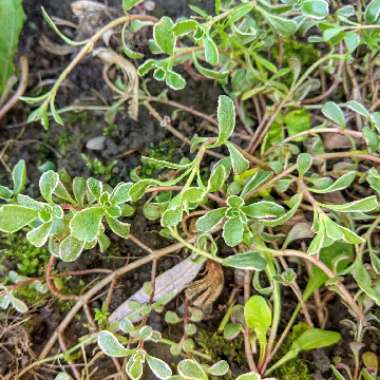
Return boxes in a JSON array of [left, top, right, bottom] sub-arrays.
[[0, 0, 380, 379]]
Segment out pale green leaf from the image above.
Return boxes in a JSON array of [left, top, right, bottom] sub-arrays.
[[154, 17, 175, 55], [226, 142, 249, 174], [196, 208, 226, 232], [320, 196, 378, 213], [321, 102, 346, 127], [147, 355, 173, 379], [223, 216, 244, 247], [177, 359, 207, 380], [97, 331, 129, 357], [70, 207, 104, 242], [39, 170, 59, 203], [309, 171, 356, 193], [59, 235, 85, 262], [223, 251, 267, 271], [0, 205, 38, 233], [215, 95, 235, 147]]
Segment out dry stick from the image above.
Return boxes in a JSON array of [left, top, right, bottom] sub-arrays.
[[58, 334, 81, 380], [0, 56, 29, 121], [37, 236, 197, 362]]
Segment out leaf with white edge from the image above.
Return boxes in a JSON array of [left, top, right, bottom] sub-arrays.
[[223, 251, 267, 271], [54, 372, 72, 380], [141, 157, 191, 171], [244, 295, 271, 350], [87, 177, 103, 200], [110, 182, 132, 204], [261, 10, 298, 36], [26, 222, 52, 247], [365, 0, 380, 23], [363, 127, 379, 152], [367, 168, 380, 194], [97, 331, 129, 357], [344, 32, 361, 54], [0, 205, 38, 233], [309, 171, 356, 193], [106, 216, 131, 239], [235, 373, 261, 380], [122, 0, 143, 13], [208, 165, 226, 192], [204, 36, 219, 65], [172, 19, 199, 36], [192, 52, 229, 80], [137, 59, 156, 76], [214, 95, 235, 147], [223, 216, 244, 247], [9, 294, 28, 313], [321, 102, 346, 127], [262, 194, 303, 227], [345, 100, 369, 118], [240, 170, 272, 197], [12, 159, 27, 194], [70, 207, 104, 242], [207, 360, 229, 377], [0, 294, 10, 309], [73, 177, 86, 206], [297, 153, 312, 176], [0, 185, 13, 200], [166, 70, 186, 90], [183, 187, 205, 204], [196, 208, 226, 232], [320, 196, 378, 213], [242, 201, 285, 219], [226, 142, 249, 174], [154, 16, 175, 55], [59, 235, 85, 262], [339, 224, 364, 244], [161, 207, 183, 227], [178, 359, 208, 380], [39, 170, 59, 203], [302, 0, 329, 19], [147, 355, 173, 379], [126, 354, 144, 380]]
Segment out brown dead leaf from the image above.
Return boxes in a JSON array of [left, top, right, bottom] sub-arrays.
[[322, 132, 352, 150]]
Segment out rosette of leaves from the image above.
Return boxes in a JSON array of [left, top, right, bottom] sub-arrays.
[[0, 162, 134, 262]]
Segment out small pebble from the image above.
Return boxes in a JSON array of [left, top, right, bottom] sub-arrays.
[[86, 136, 106, 151]]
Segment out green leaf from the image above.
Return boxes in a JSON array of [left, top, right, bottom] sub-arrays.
[[97, 331, 129, 357], [204, 36, 219, 65], [166, 70, 186, 90], [242, 201, 285, 219], [172, 19, 199, 36], [0, 205, 38, 233], [240, 170, 272, 197], [26, 222, 52, 247], [297, 153, 312, 176], [345, 100, 369, 118], [323, 27, 344, 41], [59, 235, 85, 262], [0, 0, 25, 94], [141, 156, 191, 171], [207, 360, 229, 377], [154, 17, 175, 55], [126, 354, 144, 380], [309, 171, 356, 193], [208, 165, 226, 192], [223, 216, 244, 247], [365, 0, 380, 23], [363, 127, 379, 152], [321, 102, 346, 127], [214, 95, 236, 147], [261, 10, 298, 36], [87, 177, 103, 200], [320, 196, 378, 213], [192, 52, 228, 81], [122, 0, 144, 13], [262, 194, 303, 227], [12, 160, 27, 194], [235, 373, 261, 380], [161, 207, 183, 227], [54, 372, 72, 380], [302, 0, 329, 19], [244, 295, 272, 344], [147, 355, 173, 379], [196, 208, 226, 232], [73, 177, 86, 206], [183, 187, 205, 204], [39, 170, 59, 203], [0, 185, 13, 200], [70, 207, 104, 242], [177, 359, 208, 380], [226, 142, 249, 174], [367, 168, 380, 194], [344, 32, 361, 54], [106, 216, 130, 239], [291, 328, 341, 352], [9, 293, 28, 313], [227, 195, 244, 208], [223, 251, 267, 271], [228, 3, 254, 23], [284, 109, 312, 139], [137, 59, 156, 76], [110, 182, 132, 204]]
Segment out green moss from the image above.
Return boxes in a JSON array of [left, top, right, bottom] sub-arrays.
[[81, 154, 117, 182], [197, 330, 246, 379], [139, 139, 178, 178], [2, 233, 49, 277]]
